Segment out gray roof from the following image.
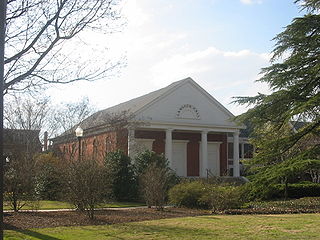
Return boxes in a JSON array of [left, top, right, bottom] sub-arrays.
[[55, 78, 191, 139], [79, 78, 189, 129]]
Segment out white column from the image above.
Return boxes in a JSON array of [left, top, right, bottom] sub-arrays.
[[165, 129, 173, 167], [127, 128, 135, 157], [201, 130, 208, 177], [233, 131, 240, 177], [241, 142, 245, 159]]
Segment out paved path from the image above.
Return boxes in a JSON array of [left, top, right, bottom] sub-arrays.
[[4, 205, 174, 213], [4, 206, 150, 213]]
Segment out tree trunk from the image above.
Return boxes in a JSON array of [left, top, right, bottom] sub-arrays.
[[284, 178, 288, 200]]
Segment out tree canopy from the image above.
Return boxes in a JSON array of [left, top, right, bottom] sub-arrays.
[[4, 0, 123, 94], [234, 0, 320, 197]]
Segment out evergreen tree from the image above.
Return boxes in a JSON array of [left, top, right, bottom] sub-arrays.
[[234, 0, 320, 199]]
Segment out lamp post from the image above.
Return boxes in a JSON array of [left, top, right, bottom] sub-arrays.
[[75, 126, 83, 161]]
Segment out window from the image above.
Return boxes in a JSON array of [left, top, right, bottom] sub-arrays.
[[93, 139, 98, 159], [228, 142, 233, 159]]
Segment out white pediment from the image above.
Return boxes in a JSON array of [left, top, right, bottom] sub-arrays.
[[135, 80, 238, 128]]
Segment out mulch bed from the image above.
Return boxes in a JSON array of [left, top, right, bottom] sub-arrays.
[[4, 208, 210, 230]]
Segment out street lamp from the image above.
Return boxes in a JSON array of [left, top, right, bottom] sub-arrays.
[[75, 126, 83, 161]]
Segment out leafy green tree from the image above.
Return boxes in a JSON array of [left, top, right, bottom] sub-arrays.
[[234, 0, 320, 199], [105, 150, 137, 201], [134, 150, 170, 176], [34, 153, 63, 201]]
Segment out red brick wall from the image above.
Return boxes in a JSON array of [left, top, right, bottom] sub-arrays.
[[55, 129, 228, 176], [55, 129, 128, 164]]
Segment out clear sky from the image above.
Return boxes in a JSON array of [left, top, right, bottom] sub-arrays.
[[47, 0, 303, 115]]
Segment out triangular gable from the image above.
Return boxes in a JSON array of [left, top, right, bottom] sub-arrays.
[[135, 78, 241, 128]]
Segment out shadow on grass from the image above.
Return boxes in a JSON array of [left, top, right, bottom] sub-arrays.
[[5, 223, 61, 240], [117, 220, 221, 238]]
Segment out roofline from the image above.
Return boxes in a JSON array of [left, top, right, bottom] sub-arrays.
[[134, 77, 245, 128]]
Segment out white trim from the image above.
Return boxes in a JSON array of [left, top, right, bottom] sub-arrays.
[[140, 123, 244, 133], [233, 131, 240, 177], [172, 140, 190, 143], [165, 129, 173, 168], [135, 138, 155, 143]]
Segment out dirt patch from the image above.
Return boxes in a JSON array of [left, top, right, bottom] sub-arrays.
[[4, 208, 209, 230]]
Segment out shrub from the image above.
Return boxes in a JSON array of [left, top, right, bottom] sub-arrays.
[[105, 150, 137, 201], [4, 151, 37, 212], [140, 162, 168, 210], [62, 159, 111, 219], [272, 182, 320, 199], [135, 150, 179, 207], [168, 181, 208, 208], [169, 181, 245, 210], [34, 153, 63, 200], [134, 150, 168, 176], [200, 184, 244, 211]]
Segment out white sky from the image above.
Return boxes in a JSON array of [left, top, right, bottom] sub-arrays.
[[46, 0, 302, 116]]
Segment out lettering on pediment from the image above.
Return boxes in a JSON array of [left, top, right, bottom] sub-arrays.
[[176, 104, 200, 120]]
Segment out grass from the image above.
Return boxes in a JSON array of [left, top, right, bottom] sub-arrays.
[[4, 200, 145, 211], [4, 213, 320, 239]]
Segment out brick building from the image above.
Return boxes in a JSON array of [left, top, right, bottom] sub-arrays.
[[4, 128, 42, 162], [52, 78, 246, 177]]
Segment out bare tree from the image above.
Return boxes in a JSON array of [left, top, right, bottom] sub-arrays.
[[4, 93, 50, 131], [4, 0, 124, 94], [49, 97, 96, 137], [4, 145, 37, 212], [62, 158, 111, 219], [140, 162, 168, 210]]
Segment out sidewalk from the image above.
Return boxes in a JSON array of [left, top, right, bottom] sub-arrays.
[[4, 205, 149, 213]]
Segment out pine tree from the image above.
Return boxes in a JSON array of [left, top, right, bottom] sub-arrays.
[[234, 0, 320, 199]]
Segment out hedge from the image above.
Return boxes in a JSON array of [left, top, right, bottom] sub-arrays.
[[272, 182, 320, 199]]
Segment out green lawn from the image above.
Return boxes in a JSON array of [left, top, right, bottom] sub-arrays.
[[4, 201, 145, 210], [5, 213, 320, 239]]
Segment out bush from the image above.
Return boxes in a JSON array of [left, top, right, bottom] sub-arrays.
[[169, 181, 244, 210], [169, 181, 208, 209], [135, 151, 179, 187], [4, 151, 37, 212], [272, 182, 320, 199], [134, 150, 168, 176], [200, 184, 244, 211], [34, 153, 63, 200], [105, 150, 137, 201], [135, 150, 179, 206], [140, 162, 168, 210], [62, 159, 111, 219]]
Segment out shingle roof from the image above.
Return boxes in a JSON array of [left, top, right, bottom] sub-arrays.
[[54, 78, 191, 139], [80, 78, 189, 129]]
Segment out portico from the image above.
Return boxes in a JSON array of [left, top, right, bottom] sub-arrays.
[[128, 125, 240, 177]]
